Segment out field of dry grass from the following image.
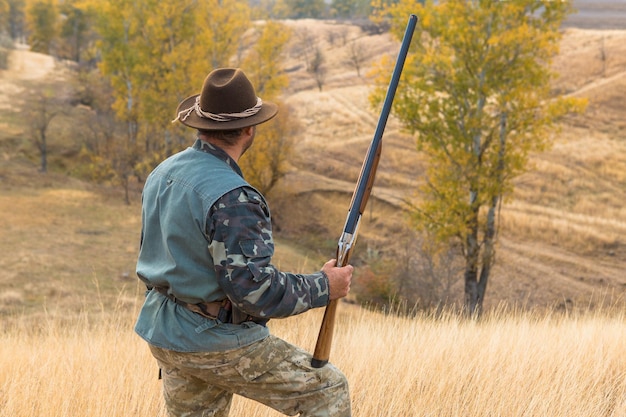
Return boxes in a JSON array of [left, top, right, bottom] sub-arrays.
[[1, 304, 624, 416]]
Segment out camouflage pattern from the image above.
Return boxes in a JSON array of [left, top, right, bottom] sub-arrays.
[[150, 335, 351, 417], [198, 139, 331, 319]]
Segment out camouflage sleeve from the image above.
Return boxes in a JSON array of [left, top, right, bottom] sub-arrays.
[[207, 186, 330, 319]]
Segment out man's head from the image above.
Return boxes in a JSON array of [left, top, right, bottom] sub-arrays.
[[173, 68, 278, 131]]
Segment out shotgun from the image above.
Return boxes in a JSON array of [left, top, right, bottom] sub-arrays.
[[311, 14, 418, 368]]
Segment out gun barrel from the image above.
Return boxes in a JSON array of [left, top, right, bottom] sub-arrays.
[[311, 14, 418, 369]]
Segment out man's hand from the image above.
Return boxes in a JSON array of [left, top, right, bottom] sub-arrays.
[[322, 259, 353, 301]]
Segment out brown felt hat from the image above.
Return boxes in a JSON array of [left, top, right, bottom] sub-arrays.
[[173, 68, 278, 130]]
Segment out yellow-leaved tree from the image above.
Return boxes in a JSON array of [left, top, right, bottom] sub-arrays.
[[89, 0, 251, 153], [373, 0, 587, 315], [25, 0, 57, 54], [238, 21, 296, 195], [0, 0, 8, 33], [81, 0, 252, 194]]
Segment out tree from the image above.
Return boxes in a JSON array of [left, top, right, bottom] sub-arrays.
[[239, 21, 294, 195], [198, 0, 251, 69], [5, 0, 26, 42], [0, 33, 12, 70], [72, 67, 138, 204], [239, 103, 298, 195], [329, 0, 356, 18], [241, 21, 291, 99], [345, 38, 367, 77], [25, 0, 57, 54], [84, 0, 142, 192], [330, 0, 371, 19], [273, 0, 326, 18], [599, 36, 607, 78], [77, 1, 291, 202], [0, 0, 8, 33], [0, 2, 13, 70], [309, 46, 326, 91], [373, 0, 586, 315], [86, 0, 251, 180], [0, 0, 11, 68], [290, 26, 327, 90], [25, 82, 70, 172], [57, 0, 94, 63]]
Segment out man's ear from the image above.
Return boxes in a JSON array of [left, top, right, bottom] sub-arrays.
[[243, 126, 255, 137]]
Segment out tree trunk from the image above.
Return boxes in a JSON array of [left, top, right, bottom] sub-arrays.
[[464, 177, 501, 316], [464, 113, 506, 317], [464, 268, 481, 317], [476, 197, 500, 314], [464, 203, 482, 316], [471, 112, 506, 314], [39, 130, 48, 173], [464, 261, 488, 318], [123, 174, 130, 206]]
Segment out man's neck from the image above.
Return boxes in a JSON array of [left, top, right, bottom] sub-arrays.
[[197, 135, 243, 162]]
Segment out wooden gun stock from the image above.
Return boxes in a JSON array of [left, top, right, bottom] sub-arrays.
[[311, 14, 418, 368]]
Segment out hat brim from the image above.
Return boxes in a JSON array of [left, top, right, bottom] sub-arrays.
[[175, 94, 279, 130]]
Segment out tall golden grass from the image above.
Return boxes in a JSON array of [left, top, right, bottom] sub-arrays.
[[1, 301, 624, 417]]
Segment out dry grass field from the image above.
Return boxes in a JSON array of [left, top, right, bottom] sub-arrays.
[[0, 16, 625, 417], [0, 304, 624, 416]]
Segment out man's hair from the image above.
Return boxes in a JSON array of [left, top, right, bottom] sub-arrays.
[[198, 128, 245, 146]]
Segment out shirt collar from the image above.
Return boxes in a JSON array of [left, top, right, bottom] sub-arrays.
[[193, 138, 244, 177]]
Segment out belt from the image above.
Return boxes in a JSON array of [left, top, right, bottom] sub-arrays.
[[152, 286, 232, 322]]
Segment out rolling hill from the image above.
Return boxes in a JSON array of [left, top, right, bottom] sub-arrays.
[[268, 19, 626, 311], [0, 19, 624, 317]]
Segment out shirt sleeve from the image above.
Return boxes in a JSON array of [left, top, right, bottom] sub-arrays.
[[207, 186, 330, 319]]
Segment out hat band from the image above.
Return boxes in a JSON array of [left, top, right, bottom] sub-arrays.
[[173, 96, 263, 124]]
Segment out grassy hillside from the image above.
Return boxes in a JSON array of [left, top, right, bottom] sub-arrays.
[[260, 21, 626, 311], [0, 22, 625, 319]]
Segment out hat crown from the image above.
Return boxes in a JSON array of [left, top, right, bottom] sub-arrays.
[[200, 68, 257, 115]]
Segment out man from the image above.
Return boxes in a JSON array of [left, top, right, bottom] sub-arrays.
[[135, 68, 354, 417]]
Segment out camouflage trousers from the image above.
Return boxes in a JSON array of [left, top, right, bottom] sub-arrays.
[[149, 335, 351, 417]]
